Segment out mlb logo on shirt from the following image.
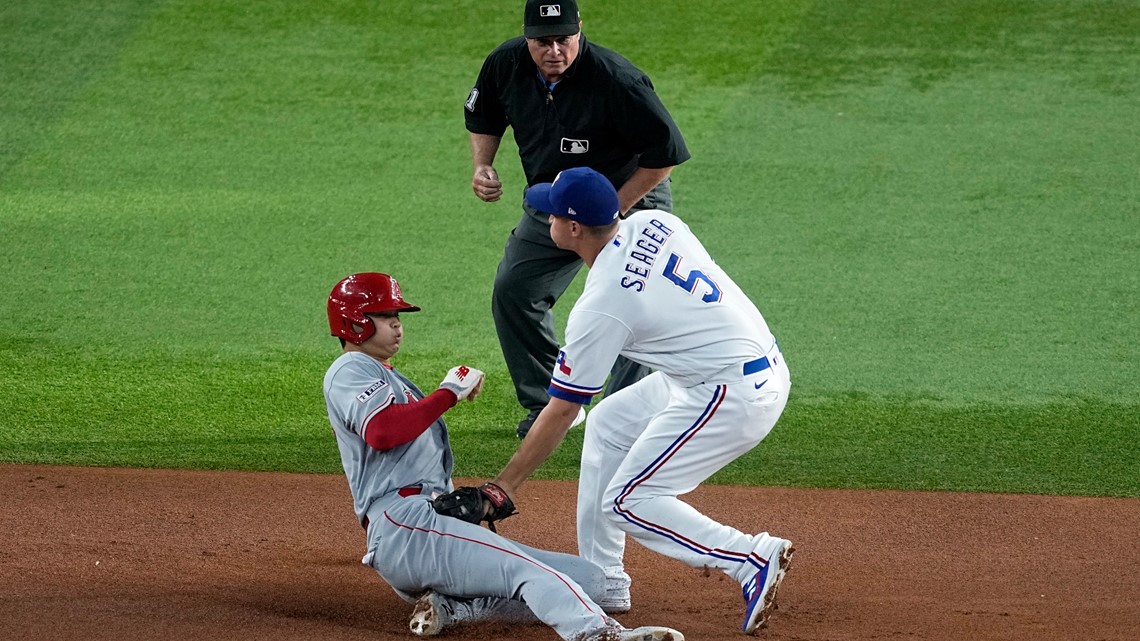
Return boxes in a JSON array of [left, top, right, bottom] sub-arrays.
[[561, 138, 588, 154], [540, 5, 562, 17]]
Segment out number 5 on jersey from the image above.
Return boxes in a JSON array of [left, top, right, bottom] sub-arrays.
[[663, 253, 722, 303]]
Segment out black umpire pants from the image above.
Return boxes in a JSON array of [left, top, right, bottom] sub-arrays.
[[491, 179, 674, 414]]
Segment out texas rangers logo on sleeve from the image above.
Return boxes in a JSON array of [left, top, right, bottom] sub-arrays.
[[555, 350, 572, 376], [548, 349, 601, 405], [356, 380, 389, 403]]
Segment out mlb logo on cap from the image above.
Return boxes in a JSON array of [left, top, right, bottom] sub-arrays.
[[524, 0, 580, 38]]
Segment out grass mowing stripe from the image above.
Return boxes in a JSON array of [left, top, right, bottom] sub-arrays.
[[731, 397, 1140, 498], [0, 0, 158, 181], [1, 1, 1137, 498], [685, 2, 1140, 404]]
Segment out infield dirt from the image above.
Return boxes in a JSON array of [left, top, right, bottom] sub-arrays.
[[3, 464, 1137, 640]]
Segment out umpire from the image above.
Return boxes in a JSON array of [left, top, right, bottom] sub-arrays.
[[464, 0, 690, 438]]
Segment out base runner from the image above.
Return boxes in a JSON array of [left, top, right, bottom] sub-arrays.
[[321, 272, 683, 641]]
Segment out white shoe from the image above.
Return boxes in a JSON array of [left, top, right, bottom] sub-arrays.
[[599, 566, 631, 614], [518, 407, 586, 439], [588, 625, 684, 641], [571, 406, 587, 428], [409, 591, 450, 636], [740, 536, 794, 635], [620, 626, 683, 641]]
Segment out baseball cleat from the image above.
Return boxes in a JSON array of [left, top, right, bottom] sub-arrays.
[[572, 406, 587, 429], [409, 591, 449, 636], [619, 626, 684, 641], [599, 566, 632, 614], [516, 409, 541, 439], [588, 625, 685, 641], [741, 537, 794, 635]]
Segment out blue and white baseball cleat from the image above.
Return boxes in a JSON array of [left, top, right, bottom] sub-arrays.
[[740, 536, 794, 635]]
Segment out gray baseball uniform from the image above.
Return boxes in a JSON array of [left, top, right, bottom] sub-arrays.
[[322, 351, 616, 640]]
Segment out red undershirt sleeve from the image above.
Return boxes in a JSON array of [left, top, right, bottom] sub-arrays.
[[363, 388, 458, 451]]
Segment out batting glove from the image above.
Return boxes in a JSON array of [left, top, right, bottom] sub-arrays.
[[439, 365, 485, 402]]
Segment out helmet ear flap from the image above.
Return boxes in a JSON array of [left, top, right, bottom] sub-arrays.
[[341, 308, 375, 344], [329, 303, 376, 344]]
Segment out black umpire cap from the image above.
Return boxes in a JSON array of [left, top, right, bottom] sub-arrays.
[[523, 0, 581, 38]]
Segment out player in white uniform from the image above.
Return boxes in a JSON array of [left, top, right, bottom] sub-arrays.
[[321, 272, 683, 641], [447, 168, 795, 636]]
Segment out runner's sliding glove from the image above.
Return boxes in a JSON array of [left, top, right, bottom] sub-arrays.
[[438, 365, 484, 402]]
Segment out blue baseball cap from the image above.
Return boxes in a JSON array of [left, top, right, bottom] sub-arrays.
[[525, 167, 620, 226]]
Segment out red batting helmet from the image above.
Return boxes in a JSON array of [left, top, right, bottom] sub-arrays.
[[327, 273, 421, 344]]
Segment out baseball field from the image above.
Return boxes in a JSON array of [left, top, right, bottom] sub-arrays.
[[2, 1, 1138, 640]]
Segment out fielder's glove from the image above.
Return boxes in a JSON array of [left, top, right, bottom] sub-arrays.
[[431, 482, 517, 532], [438, 365, 485, 402]]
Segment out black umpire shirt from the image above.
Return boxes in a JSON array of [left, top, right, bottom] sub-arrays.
[[464, 35, 690, 190]]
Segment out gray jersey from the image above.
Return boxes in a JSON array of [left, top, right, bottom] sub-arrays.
[[322, 350, 618, 639], [323, 352, 454, 526]]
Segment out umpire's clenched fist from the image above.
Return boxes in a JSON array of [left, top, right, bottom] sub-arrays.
[[472, 165, 503, 202]]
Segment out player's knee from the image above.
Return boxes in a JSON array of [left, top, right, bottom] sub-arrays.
[[603, 488, 639, 527]]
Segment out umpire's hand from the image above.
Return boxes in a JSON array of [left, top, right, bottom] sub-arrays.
[[473, 165, 503, 202]]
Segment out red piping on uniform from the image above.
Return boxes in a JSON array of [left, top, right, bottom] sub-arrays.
[[382, 511, 604, 618]]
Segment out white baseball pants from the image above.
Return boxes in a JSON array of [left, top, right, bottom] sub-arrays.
[[577, 349, 790, 584]]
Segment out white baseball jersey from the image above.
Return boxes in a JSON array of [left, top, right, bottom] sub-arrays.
[[548, 209, 776, 404], [563, 209, 794, 629]]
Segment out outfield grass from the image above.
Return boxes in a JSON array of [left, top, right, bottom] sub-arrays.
[[1, 1, 1137, 497]]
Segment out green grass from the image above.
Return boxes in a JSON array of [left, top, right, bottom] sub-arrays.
[[1, 0, 1138, 497]]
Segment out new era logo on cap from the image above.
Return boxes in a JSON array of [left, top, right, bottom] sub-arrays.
[[540, 4, 561, 17]]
